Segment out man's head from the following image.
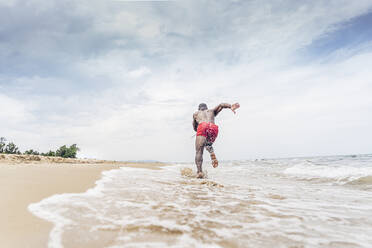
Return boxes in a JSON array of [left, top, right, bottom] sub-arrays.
[[198, 103, 208, 111]]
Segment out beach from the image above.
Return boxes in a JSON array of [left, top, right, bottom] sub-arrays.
[[2, 154, 372, 247], [0, 155, 162, 248]]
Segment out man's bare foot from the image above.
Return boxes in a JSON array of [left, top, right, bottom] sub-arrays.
[[197, 172, 204, 179], [210, 152, 218, 168], [212, 159, 219, 168]]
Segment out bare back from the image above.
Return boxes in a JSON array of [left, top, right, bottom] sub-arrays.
[[193, 109, 216, 124], [192, 103, 237, 132]]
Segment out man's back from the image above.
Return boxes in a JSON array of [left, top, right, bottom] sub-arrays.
[[193, 109, 215, 124]]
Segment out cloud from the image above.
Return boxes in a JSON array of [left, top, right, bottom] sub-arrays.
[[0, 94, 33, 124], [1, 0, 372, 160], [129, 67, 151, 78]]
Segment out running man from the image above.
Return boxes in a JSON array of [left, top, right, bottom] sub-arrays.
[[192, 102, 240, 178]]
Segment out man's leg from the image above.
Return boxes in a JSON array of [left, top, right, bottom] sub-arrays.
[[205, 141, 218, 168], [195, 135, 206, 178]]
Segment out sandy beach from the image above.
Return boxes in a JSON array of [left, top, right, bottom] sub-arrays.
[[0, 154, 163, 248], [2, 154, 372, 247]]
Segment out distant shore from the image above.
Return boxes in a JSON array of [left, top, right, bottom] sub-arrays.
[[0, 154, 164, 248]]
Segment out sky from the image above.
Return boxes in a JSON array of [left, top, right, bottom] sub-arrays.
[[1, 0, 372, 162]]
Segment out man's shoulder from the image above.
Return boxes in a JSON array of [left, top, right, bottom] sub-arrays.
[[207, 109, 215, 115]]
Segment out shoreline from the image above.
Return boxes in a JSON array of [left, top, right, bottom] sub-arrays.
[[0, 155, 164, 248]]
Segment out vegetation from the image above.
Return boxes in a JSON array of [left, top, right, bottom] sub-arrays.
[[0, 138, 21, 154], [5, 142, 21, 154], [55, 144, 80, 158], [0, 137, 6, 153], [24, 149, 40, 155], [0, 137, 80, 158], [41, 150, 56, 157]]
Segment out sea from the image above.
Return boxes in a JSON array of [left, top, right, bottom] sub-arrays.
[[29, 154, 372, 248]]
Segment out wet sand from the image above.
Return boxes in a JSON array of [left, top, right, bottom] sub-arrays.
[[0, 155, 163, 248], [5, 155, 372, 247]]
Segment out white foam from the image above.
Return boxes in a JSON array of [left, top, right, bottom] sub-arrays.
[[28, 167, 125, 248], [28, 194, 75, 248], [284, 163, 372, 183], [27, 157, 372, 248]]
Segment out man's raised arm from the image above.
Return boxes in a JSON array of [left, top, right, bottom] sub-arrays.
[[213, 102, 240, 116]]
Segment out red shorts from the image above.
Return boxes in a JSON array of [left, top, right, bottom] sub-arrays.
[[196, 122, 219, 143]]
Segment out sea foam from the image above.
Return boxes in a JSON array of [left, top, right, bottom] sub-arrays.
[[28, 156, 372, 248], [284, 162, 372, 184]]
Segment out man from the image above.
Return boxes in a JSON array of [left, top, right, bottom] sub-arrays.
[[193, 102, 240, 178]]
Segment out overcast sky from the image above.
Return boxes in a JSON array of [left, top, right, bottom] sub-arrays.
[[1, 0, 372, 161]]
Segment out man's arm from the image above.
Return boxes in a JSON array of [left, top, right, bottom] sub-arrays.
[[213, 103, 231, 116], [213, 103, 240, 116], [192, 113, 198, 132]]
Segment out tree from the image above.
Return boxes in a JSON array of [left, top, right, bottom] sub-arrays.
[[55, 144, 80, 158], [0, 137, 6, 153], [4, 142, 21, 154], [24, 149, 40, 155], [41, 150, 56, 157], [0, 138, 80, 158]]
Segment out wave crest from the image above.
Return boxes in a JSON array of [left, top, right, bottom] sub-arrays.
[[284, 163, 372, 185]]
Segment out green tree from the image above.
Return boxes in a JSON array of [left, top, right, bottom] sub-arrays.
[[0, 137, 6, 153], [5, 142, 21, 154], [55, 144, 80, 158], [41, 150, 56, 157], [24, 149, 40, 155]]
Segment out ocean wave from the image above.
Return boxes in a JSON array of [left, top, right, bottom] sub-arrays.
[[283, 163, 372, 184], [346, 175, 372, 185]]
